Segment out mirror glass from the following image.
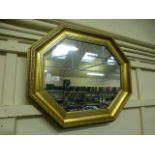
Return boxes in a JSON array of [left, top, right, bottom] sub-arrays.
[[44, 38, 120, 112]]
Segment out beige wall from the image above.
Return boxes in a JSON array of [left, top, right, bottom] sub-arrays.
[[0, 19, 155, 134], [66, 19, 155, 45]]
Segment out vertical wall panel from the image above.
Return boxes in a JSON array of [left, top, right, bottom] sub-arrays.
[[3, 53, 17, 105], [139, 70, 155, 100], [141, 107, 155, 134], [0, 118, 16, 135], [15, 55, 28, 105], [130, 69, 138, 100], [125, 69, 139, 108], [0, 54, 6, 106]]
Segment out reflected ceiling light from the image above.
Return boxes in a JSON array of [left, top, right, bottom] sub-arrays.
[[107, 56, 116, 65], [44, 70, 48, 73], [52, 44, 78, 59], [87, 72, 104, 76], [81, 52, 98, 63]]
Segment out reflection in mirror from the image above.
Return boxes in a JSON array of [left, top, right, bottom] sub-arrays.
[[44, 38, 120, 112]]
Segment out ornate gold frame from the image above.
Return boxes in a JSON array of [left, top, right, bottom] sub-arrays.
[[28, 25, 131, 128]]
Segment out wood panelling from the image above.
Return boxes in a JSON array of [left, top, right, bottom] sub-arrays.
[[0, 118, 16, 135], [141, 107, 155, 134], [139, 70, 155, 100], [3, 53, 17, 105], [14, 55, 28, 105], [0, 53, 6, 105]]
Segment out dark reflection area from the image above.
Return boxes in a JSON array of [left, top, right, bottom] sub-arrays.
[[45, 81, 120, 112], [44, 38, 121, 112]]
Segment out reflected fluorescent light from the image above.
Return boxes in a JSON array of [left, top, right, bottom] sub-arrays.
[[81, 52, 98, 63], [52, 44, 78, 59], [107, 56, 116, 65], [87, 72, 104, 76], [110, 56, 114, 60], [44, 70, 48, 73]]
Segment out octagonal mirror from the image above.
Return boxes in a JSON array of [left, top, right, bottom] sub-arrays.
[[28, 26, 131, 128]]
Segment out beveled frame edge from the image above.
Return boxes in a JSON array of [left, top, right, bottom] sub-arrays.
[[27, 25, 132, 128], [107, 39, 132, 123], [27, 26, 67, 127]]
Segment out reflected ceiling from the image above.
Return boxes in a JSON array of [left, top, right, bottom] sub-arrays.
[[44, 38, 120, 80]]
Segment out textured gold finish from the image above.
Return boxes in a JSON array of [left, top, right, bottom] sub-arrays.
[[28, 25, 131, 128]]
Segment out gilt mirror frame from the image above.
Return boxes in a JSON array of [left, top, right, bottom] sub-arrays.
[[28, 25, 131, 128]]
